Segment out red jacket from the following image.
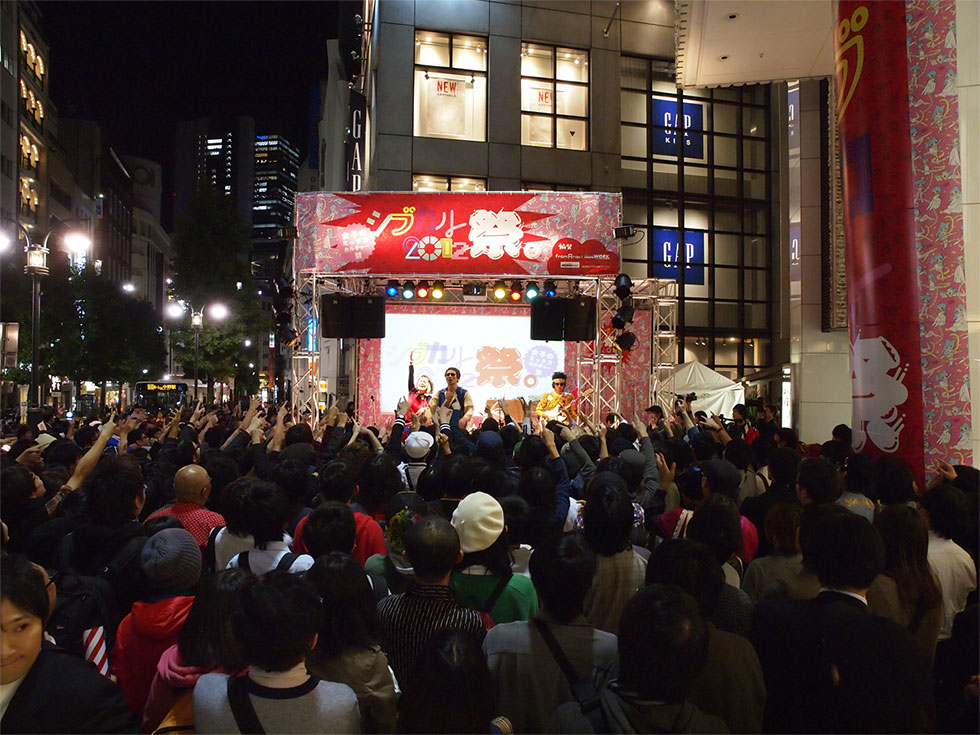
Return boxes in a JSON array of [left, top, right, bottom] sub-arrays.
[[292, 510, 386, 565], [111, 595, 194, 717]]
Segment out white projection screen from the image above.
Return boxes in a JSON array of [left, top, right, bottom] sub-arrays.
[[379, 310, 565, 416]]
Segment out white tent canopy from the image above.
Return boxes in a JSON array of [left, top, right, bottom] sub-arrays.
[[672, 361, 746, 419]]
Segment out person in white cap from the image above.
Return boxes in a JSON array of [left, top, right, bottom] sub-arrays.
[[451, 492, 538, 625], [399, 430, 433, 492]]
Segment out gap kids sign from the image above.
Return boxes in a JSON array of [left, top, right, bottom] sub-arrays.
[[651, 98, 705, 159]]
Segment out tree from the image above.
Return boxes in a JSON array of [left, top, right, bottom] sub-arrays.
[[170, 188, 272, 402]]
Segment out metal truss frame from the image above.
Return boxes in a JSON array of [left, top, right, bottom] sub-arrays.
[[289, 272, 677, 429]]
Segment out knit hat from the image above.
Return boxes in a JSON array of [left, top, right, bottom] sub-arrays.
[[700, 459, 742, 498], [451, 491, 504, 553], [475, 430, 504, 459], [404, 431, 434, 459], [141, 528, 202, 594]]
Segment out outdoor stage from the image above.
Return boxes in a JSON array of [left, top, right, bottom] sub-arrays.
[[290, 191, 678, 428]]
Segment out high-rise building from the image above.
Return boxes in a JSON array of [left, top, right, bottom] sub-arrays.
[[122, 155, 172, 311], [174, 116, 256, 230], [253, 134, 299, 240]]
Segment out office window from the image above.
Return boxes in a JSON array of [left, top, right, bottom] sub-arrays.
[[620, 57, 773, 375], [412, 175, 486, 192], [521, 43, 588, 150], [414, 31, 487, 141]]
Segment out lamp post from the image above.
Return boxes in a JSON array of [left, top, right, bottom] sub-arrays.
[[167, 301, 228, 402], [2, 221, 92, 428]]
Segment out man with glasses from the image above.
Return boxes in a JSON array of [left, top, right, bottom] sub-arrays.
[[536, 371, 577, 426], [431, 367, 474, 428]]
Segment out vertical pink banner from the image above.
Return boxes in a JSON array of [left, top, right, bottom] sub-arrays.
[[906, 0, 973, 473], [836, 1, 926, 482]]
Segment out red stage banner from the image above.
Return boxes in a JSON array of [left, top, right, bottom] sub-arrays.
[[294, 191, 621, 277], [835, 2, 925, 480]]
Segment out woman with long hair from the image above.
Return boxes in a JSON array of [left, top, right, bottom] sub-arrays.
[[305, 552, 397, 733], [141, 568, 250, 732], [870, 504, 944, 662]]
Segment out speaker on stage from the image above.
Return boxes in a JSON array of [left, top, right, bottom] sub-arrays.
[[564, 296, 597, 341], [531, 298, 565, 341], [320, 295, 386, 338], [349, 296, 386, 338], [320, 294, 350, 338]]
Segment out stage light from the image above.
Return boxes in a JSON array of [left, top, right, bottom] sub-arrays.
[[615, 331, 637, 351], [431, 280, 445, 299], [525, 282, 539, 300], [492, 280, 507, 301], [614, 273, 633, 299], [386, 280, 400, 298], [543, 279, 558, 297], [509, 281, 522, 301], [611, 298, 635, 330], [417, 280, 430, 299], [402, 280, 416, 299]]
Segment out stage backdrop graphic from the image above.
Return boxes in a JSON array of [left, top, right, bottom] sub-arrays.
[[835, 1, 925, 482], [294, 191, 621, 277]]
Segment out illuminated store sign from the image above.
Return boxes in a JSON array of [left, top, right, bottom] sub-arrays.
[[652, 229, 706, 285], [651, 99, 704, 159]]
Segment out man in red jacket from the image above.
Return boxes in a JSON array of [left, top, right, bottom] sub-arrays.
[[111, 528, 200, 717]]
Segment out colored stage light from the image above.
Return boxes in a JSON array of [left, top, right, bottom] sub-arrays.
[[431, 280, 445, 299], [509, 281, 522, 301], [525, 282, 539, 300], [417, 280, 430, 299], [402, 280, 416, 299], [386, 280, 400, 298], [543, 279, 558, 297], [492, 280, 507, 300]]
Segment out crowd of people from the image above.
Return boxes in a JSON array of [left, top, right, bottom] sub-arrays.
[[1, 374, 977, 734]]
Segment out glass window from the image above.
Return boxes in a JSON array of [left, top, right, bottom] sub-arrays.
[[621, 91, 646, 123], [685, 301, 710, 327], [622, 126, 646, 159], [715, 267, 739, 299], [714, 301, 738, 328], [714, 169, 739, 197], [652, 163, 678, 191], [744, 303, 768, 329], [621, 56, 647, 90], [522, 43, 588, 149], [744, 172, 766, 200], [714, 337, 739, 366], [744, 236, 767, 267], [684, 166, 710, 196], [412, 174, 485, 192], [714, 233, 738, 266], [743, 107, 767, 137], [415, 31, 487, 142], [743, 139, 766, 170], [713, 135, 738, 167], [744, 337, 770, 366], [684, 336, 712, 363], [623, 199, 648, 225], [744, 269, 768, 300]]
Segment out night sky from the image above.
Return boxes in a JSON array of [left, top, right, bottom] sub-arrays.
[[42, 1, 341, 223]]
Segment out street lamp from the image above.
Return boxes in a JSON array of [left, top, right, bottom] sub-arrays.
[[3, 221, 92, 428], [166, 300, 228, 401]]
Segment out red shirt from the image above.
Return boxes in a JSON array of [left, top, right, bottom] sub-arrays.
[[147, 502, 225, 551], [292, 510, 386, 565]]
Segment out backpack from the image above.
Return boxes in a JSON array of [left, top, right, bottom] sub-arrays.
[[203, 525, 224, 576], [47, 532, 146, 675], [459, 575, 510, 631], [237, 551, 300, 575]]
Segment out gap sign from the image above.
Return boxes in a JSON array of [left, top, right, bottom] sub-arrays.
[[652, 229, 705, 285], [651, 99, 704, 159]]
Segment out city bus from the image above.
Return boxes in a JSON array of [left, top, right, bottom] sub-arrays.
[[132, 381, 189, 413]]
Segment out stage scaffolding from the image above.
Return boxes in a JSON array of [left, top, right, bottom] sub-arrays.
[[289, 272, 677, 429]]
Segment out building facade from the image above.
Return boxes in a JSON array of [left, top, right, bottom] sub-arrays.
[[123, 155, 172, 311]]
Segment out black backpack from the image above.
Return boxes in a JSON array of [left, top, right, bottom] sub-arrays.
[[47, 532, 146, 666]]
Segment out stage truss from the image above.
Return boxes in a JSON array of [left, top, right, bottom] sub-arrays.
[[289, 273, 677, 429]]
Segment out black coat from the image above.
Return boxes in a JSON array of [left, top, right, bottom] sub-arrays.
[[750, 591, 935, 733], [1, 643, 138, 734]]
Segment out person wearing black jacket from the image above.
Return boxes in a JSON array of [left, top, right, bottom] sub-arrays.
[[1, 554, 138, 733]]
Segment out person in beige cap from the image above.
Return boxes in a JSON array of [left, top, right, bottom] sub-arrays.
[[451, 492, 538, 624]]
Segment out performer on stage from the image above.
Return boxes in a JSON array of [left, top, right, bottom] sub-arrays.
[[430, 366, 474, 426], [536, 371, 578, 425], [407, 354, 433, 420]]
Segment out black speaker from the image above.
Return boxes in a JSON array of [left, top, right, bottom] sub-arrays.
[[564, 296, 597, 341], [320, 294, 350, 338], [320, 295, 386, 338], [531, 298, 565, 341], [349, 296, 386, 338]]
